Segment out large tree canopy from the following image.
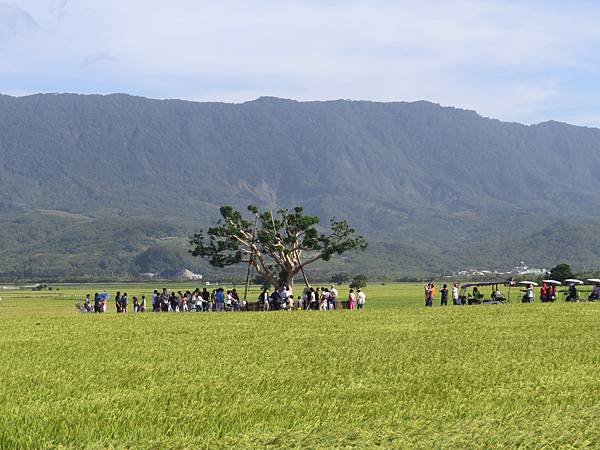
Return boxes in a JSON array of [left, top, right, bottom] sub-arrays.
[[190, 205, 367, 287], [548, 263, 574, 282]]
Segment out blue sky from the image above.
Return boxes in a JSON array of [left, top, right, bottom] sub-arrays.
[[2, 0, 600, 126]]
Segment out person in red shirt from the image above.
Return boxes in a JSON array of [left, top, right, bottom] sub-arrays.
[[540, 283, 548, 303]]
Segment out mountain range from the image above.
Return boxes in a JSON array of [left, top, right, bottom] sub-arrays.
[[1, 93, 599, 281]]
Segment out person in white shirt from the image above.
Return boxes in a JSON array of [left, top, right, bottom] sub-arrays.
[[357, 289, 366, 309], [319, 289, 329, 311], [452, 283, 460, 305], [306, 287, 316, 310], [330, 285, 338, 310], [526, 285, 534, 303]]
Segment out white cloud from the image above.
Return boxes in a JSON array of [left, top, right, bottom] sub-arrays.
[[3, 0, 600, 125]]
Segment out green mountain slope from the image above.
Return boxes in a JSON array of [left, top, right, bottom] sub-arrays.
[[1, 93, 599, 280]]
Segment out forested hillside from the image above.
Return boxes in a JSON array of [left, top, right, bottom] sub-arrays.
[[1, 93, 599, 280]]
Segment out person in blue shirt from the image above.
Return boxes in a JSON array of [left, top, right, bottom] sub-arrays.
[[215, 288, 225, 312]]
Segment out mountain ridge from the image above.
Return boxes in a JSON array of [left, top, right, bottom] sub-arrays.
[[1, 92, 600, 280]]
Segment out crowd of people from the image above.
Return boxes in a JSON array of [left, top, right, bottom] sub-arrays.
[[424, 283, 459, 307], [257, 285, 366, 311], [77, 284, 366, 313], [422, 281, 600, 306]]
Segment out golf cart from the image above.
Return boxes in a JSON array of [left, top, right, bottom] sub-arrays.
[[541, 279, 561, 302], [563, 279, 584, 302], [517, 281, 538, 303], [459, 282, 509, 305], [586, 278, 600, 302]]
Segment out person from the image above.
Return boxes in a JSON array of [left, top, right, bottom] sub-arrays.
[[115, 291, 122, 313], [194, 290, 202, 312], [277, 286, 288, 310], [348, 289, 356, 310], [202, 288, 210, 312], [452, 283, 460, 305], [181, 291, 189, 312], [330, 285, 338, 310], [549, 285, 557, 302], [161, 289, 169, 312], [491, 288, 498, 301], [133, 296, 139, 313], [440, 284, 448, 306], [258, 288, 269, 311], [424, 283, 431, 307], [540, 283, 548, 303], [357, 288, 366, 310], [566, 283, 578, 302], [270, 289, 279, 310], [140, 295, 146, 312], [526, 284, 534, 303], [226, 290, 233, 310], [297, 295, 303, 310], [169, 292, 178, 312], [231, 289, 240, 311], [190, 291, 199, 312], [215, 288, 225, 312], [319, 288, 328, 311], [588, 283, 600, 301], [84, 294, 93, 313], [306, 287, 316, 310], [121, 292, 129, 313], [322, 288, 331, 310], [94, 292, 101, 313], [152, 290, 159, 312], [177, 291, 184, 311]]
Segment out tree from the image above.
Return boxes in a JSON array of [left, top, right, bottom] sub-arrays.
[[549, 263, 574, 282], [253, 274, 272, 290], [349, 274, 368, 290], [190, 205, 367, 288], [330, 272, 350, 285]]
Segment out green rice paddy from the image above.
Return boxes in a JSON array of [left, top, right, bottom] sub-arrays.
[[0, 283, 599, 448]]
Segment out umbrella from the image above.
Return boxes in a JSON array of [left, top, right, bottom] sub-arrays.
[[564, 279, 583, 285], [518, 281, 538, 286], [542, 279, 562, 285], [98, 292, 109, 301], [586, 278, 600, 284]]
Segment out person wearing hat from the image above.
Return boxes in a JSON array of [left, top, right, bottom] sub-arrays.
[[357, 288, 366, 310]]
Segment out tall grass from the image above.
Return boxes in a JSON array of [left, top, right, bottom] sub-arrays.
[[0, 283, 598, 448]]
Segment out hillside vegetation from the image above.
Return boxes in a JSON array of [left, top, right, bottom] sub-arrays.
[[1, 94, 600, 279]]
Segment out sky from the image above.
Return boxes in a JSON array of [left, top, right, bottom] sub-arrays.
[[2, 0, 600, 126]]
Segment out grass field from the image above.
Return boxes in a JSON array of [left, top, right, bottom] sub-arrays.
[[1, 283, 599, 449]]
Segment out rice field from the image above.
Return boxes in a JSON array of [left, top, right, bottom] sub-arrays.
[[0, 283, 599, 449]]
